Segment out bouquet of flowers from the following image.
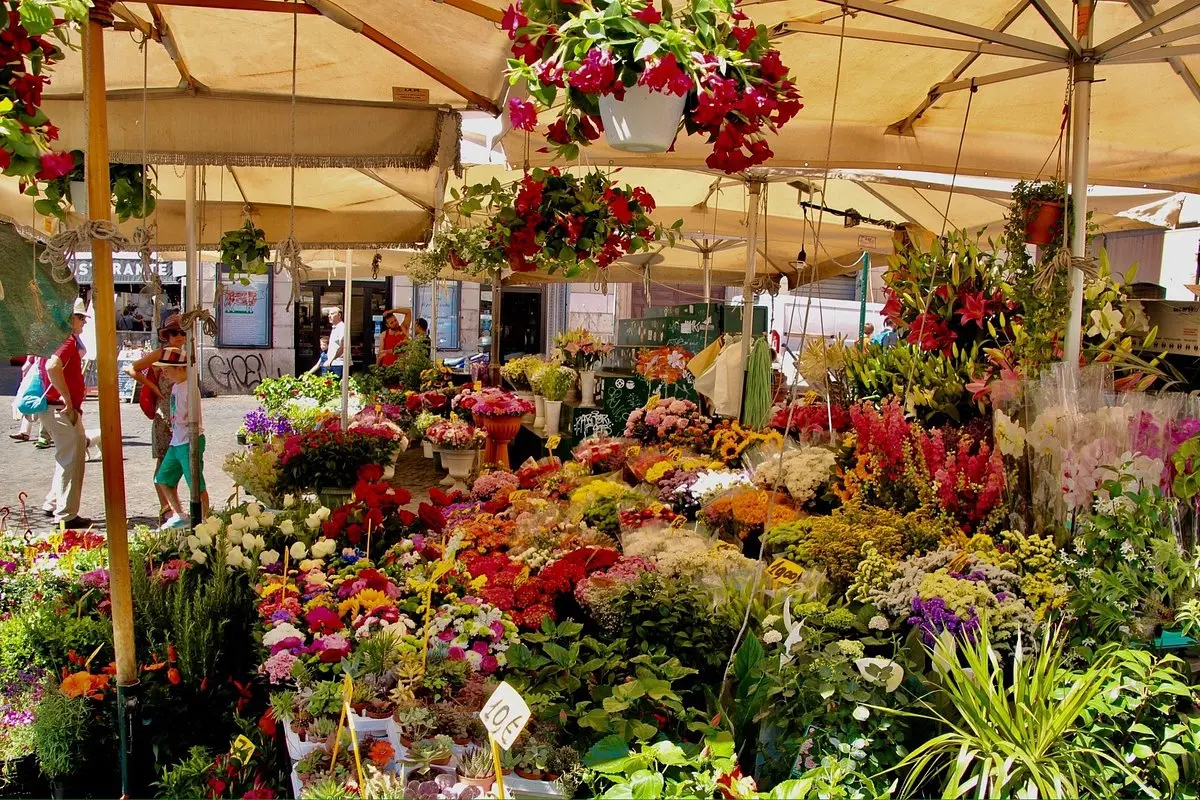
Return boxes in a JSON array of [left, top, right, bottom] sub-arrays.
[[241, 407, 294, 444], [625, 397, 713, 450], [472, 470, 521, 501], [278, 425, 401, 492], [429, 597, 519, 674], [703, 487, 799, 542], [554, 328, 614, 372], [427, 417, 485, 451], [455, 387, 535, 418], [770, 401, 852, 438], [572, 437, 630, 474], [635, 346, 694, 383], [751, 446, 838, 507], [501, 356, 542, 392]]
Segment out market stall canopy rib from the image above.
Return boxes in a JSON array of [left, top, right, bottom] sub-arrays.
[[504, 0, 1200, 192]]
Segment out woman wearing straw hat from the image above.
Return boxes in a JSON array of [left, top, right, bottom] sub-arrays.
[[126, 314, 189, 524]]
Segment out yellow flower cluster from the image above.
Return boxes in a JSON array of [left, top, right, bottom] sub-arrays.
[[569, 479, 630, 507]]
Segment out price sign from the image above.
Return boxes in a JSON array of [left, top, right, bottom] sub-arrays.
[[547, 434, 561, 452], [230, 734, 256, 766], [766, 558, 804, 586], [478, 681, 531, 751]]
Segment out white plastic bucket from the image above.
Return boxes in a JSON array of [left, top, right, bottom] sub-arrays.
[[599, 84, 686, 153]]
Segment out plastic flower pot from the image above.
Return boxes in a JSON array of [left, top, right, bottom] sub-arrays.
[[516, 391, 536, 424], [579, 370, 597, 407], [544, 400, 563, 437], [440, 449, 475, 491], [533, 395, 546, 430], [514, 768, 543, 780], [422, 439, 434, 459], [480, 415, 522, 470], [1023, 199, 1065, 245], [599, 83, 686, 153]]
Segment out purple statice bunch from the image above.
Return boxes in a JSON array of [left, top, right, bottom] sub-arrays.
[[908, 596, 980, 646], [243, 407, 293, 438]]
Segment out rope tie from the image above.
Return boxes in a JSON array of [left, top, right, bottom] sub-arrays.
[[180, 307, 218, 338], [275, 236, 309, 311], [39, 221, 133, 283]]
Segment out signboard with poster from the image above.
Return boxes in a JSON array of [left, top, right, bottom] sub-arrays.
[[217, 266, 273, 348]]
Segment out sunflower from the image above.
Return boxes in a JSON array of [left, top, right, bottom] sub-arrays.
[[338, 588, 390, 618]]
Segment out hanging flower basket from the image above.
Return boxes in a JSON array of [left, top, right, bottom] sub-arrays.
[[598, 83, 687, 153], [1024, 199, 1065, 246], [503, 0, 803, 172]]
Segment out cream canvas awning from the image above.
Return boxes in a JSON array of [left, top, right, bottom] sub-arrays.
[[502, 0, 1200, 192]]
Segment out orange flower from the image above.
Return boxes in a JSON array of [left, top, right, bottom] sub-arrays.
[[368, 739, 395, 768], [60, 671, 109, 700]]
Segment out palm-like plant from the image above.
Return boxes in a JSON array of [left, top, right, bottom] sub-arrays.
[[886, 625, 1143, 799]]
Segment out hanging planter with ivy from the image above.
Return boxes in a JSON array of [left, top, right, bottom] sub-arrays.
[[32, 150, 159, 221], [219, 219, 271, 285], [1008, 179, 1067, 248], [503, 0, 803, 171]]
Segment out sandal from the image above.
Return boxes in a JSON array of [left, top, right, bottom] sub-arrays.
[[8, 433, 29, 441]]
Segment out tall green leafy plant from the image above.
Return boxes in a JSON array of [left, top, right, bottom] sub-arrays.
[[884, 625, 1136, 799]]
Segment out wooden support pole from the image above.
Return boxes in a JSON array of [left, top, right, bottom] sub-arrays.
[[84, 0, 137, 691]]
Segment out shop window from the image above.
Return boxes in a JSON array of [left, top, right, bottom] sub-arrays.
[[415, 282, 461, 351]]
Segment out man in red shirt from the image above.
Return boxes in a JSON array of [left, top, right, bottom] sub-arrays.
[[39, 298, 91, 528]]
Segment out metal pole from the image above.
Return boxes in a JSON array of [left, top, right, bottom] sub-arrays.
[[83, 3, 137, 794], [702, 248, 712, 304], [739, 181, 763, 421], [490, 278, 503, 384], [1064, 1, 1094, 369], [341, 250, 352, 426], [858, 253, 870, 339], [184, 165, 202, 524], [430, 278, 438, 363]]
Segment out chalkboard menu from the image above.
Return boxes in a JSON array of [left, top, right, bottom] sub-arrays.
[[116, 357, 138, 401]]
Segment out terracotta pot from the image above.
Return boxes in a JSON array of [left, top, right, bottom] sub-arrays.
[[1024, 198, 1065, 246], [544, 772, 561, 782], [352, 702, 368, 713], [453, 736, 471, 746], [431, 756, 453, 767], [461, 775, 495, 791], [480, 414, 522, 469], [365, 707, 392, 720], [400, 736, 414, 748], [515, 768, 542, 780]]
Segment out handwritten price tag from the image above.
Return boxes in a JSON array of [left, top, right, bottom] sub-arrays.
[[474, 381, 483, 391], [230, 734, 256, 766], [478, 681, 531, 751], [766, 558, 804, 586], [547, 434, 561, 452]]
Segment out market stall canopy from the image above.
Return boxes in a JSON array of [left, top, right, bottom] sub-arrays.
[[503, 0, 1200, 192]]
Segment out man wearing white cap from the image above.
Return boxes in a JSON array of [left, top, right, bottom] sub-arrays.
[[40, 298, 91, 528]]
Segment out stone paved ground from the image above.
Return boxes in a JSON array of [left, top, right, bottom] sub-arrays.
[[0, 379, 442, 537]]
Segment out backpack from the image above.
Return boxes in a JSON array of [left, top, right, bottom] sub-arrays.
[[138, 366, 161, 420]]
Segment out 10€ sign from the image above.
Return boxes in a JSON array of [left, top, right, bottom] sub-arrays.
[[478, 681, 531, 751]]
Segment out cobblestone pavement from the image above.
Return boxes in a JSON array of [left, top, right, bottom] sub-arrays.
[[0, 388, 442, 537]]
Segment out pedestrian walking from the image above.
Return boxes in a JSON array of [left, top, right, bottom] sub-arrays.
[[325, 307, 346, 378], [152, 347, 209, 529], [126, 313, 189, 524], [10, 355, 51, 446], [39, 299, 91, 528]]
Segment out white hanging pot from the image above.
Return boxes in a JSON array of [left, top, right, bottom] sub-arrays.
[[69, 180, 88, 216], [598, 84, 686, 153]]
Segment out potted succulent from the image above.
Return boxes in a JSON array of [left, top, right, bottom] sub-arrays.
[[306, 717, 337, 746], [554, 328, 613, 407], [454, 387, 536, 469], [1010, 179, 1067, 247], [456, 745, 496, 792], [432, 704, 473, 746], [393, 706, 437, 748], [503, 0, 801, 169], [514, 739, 554, 780], [538, 366, 576, 437], [405, 736, 454, 781]]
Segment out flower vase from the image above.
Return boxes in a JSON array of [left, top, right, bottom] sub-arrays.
[[544, 400, 563, 437], [422, 439, 434, 459], [579, 370, 597, 407], [440, 449, 475, 492], [533, 395, 546, 429], [598, 83, 687, 153], [516, 391, 536, 424], [480, 415, 522, 470]]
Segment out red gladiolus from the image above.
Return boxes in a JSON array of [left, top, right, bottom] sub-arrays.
[[638, 52, 691, 97], [508, 97, 538, 132], [633, 3, 662, 23]]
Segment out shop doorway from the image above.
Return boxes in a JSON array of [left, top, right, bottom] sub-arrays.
[[295, 280, 392, 374], [498, 287, 544, 359]]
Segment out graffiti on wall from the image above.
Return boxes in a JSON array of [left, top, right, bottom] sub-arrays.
[[205, 352, 284, 393]]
